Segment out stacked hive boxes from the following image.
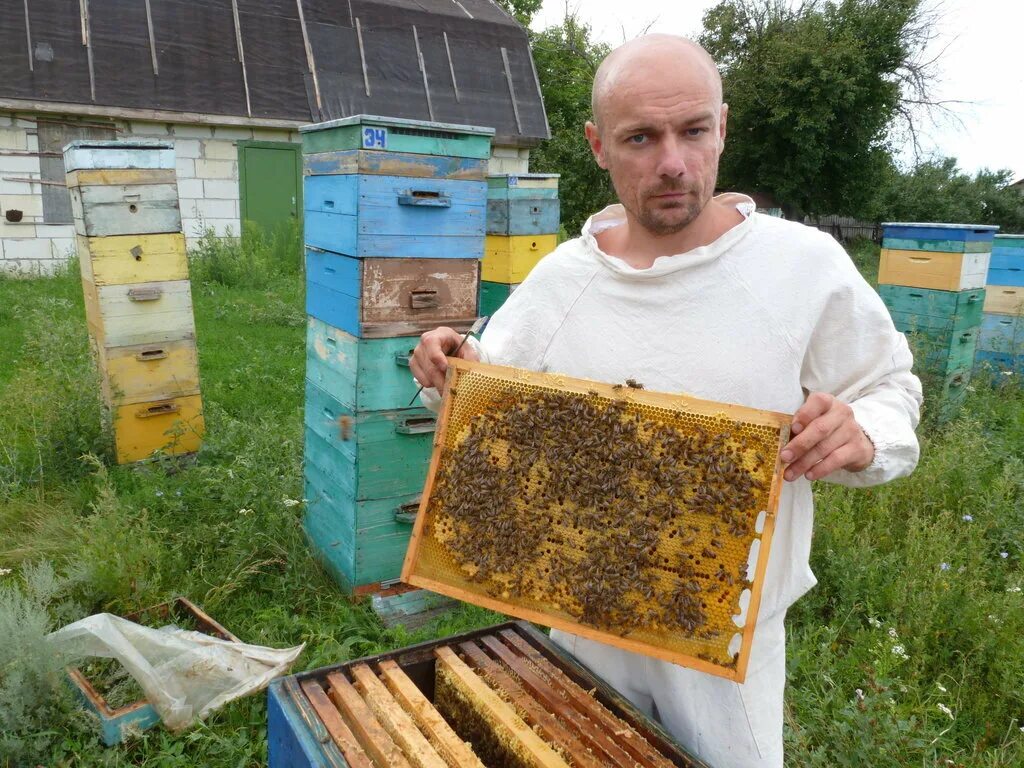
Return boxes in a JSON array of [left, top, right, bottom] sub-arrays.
[[877, 222, 997, 421], [977, 234, 1024, 374], [301, 116, 493, 595], [480, 174, 559, 317], [64, 140, 204, 464]]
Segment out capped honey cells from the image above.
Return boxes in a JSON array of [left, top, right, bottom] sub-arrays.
[[404, 361, 790, 679]]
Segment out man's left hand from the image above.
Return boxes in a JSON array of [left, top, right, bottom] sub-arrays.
[[780, 393, 874, 481]]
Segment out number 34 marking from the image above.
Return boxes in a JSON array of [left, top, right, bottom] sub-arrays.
[[362, 127, 388, 149]]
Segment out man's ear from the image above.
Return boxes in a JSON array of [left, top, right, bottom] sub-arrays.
[[585, 121, 608, 169], [718, 103, 729, 155]]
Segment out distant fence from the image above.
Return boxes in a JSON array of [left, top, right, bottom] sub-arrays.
[[804, 215, 881, 243]]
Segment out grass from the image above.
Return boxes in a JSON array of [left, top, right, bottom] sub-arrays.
[[1, 236, 1023, 765]]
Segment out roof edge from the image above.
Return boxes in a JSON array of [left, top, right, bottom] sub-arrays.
[[0, 98, 306, 130]]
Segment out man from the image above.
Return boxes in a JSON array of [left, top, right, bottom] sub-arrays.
[[410, 34, 921, 767]]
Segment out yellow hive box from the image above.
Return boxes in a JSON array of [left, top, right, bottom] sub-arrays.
[[878, 248, 990, 291], [482, 235, 558, 284], [82, 278, 196, 348], [984, 285, 1024, 316], [111, 394, 204, 464], [78, 233, 188, 286], [403, 359, 790, 682], [94, 338, 201, 406]]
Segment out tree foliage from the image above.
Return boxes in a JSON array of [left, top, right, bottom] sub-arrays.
[[876, 157, 1024, 232], [528, 17, 616, 235], [700, 0, 933, 218]]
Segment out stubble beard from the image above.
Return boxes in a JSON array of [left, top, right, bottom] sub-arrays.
[[635, 195, 704, 236]]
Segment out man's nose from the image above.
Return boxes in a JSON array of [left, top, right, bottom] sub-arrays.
[[655, 135, 688, 178]]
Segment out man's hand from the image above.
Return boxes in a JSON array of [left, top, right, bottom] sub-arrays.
[[409, 327, 481, 392], [781, 393, 874, 481]]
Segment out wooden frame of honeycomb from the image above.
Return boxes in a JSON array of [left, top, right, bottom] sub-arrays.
[[402, 359, 791, 682]]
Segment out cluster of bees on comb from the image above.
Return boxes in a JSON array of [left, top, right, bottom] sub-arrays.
[[426, 381, 777, 666]]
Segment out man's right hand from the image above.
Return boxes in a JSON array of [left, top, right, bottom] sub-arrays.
[[409, 327, 481, 392]]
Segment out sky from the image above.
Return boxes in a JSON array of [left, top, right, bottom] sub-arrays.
[[531, 0, 1024, 183]]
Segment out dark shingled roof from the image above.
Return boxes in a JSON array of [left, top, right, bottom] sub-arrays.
[[0, 0, 549, 144]]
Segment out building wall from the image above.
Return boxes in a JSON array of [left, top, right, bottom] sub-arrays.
[[0, 109, 531, 276]]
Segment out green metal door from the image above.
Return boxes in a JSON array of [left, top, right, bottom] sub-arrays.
[[238, 141, 302, 238]]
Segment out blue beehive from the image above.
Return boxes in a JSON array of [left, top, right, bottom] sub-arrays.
[[300, 116, 491, 599]]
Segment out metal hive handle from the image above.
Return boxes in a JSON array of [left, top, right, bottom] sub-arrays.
[[395, 415, 436, 434], [394, 497, 421, 524], [138, 402, 179, 418], [398, 190, 451, 207], [135, 347, 167, 361], [128, 286, 163, 302]]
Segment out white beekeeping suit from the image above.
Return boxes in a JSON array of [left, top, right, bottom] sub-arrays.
[[421, 193, 922, 767]]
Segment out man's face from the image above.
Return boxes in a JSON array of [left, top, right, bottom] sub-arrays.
[[586, 67, 727, 237]]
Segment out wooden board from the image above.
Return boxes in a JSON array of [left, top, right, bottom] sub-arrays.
[[83, 278, 196, 348], [300, 116, 493, 159], [298, 680, 375, 768], [63, 141, 176, 173], [881, 237, 993, 254], [878, 248, 990, 292], [77, 233, 188, 286], [877, 285, 984, 331], [303, 175, 486, 260], [457, 641, 609, 768], [487, 199, 560, 236], [70, 183, 182, 237], [497, 629, 680, 768], [95, 337, 201, 406], [303, 382, 435, 498], [325, 672, 413, 768], [881, 223, 997, 242], [66, 168, 177, 187], [987, 266, 1024, 288], [305, 317, 421, 412], [403, 359, 791, 682], [480, 281, 518, 318], [991, 251, 1024, 270], [377, 660, 485, 768], [433, 647, 570, 768], [111, 393, 204, 464], [487, 174, 560, 199], [983, 286, 1024, 316], [482, 235, 557, 283], [979, 313, 1024, 354], [303, 150, 487, 180], [305, 250, 479, 338], [350, 664, 449, 768]]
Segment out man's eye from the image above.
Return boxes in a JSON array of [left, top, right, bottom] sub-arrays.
[[628, 134, 647, 144], [687, 127, 707, 137]]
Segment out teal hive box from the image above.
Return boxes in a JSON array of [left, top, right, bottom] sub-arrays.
[[300, 114, 494, 159]]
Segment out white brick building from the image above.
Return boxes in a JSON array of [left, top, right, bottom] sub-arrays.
[[0, 0, 547, 276]]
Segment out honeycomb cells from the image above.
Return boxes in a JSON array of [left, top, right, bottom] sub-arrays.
[[415, 366, 785, 670]]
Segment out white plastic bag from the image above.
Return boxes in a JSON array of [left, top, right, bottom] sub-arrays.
[[48, 613, 304, 731]]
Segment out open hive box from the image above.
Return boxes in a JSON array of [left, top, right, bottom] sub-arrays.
[[403, 360, 791, 682], [267, 620, 709, 767], [66, 597, 240, 745]]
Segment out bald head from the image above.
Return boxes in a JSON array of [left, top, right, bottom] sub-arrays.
[[591, 35, 722, 129]]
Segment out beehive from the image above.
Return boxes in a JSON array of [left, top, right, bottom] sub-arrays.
[[402, 360, 790, 682], [267, 621, 705, 768]]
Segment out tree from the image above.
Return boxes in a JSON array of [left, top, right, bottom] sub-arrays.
[[700, 0, 939, 218], [875, 157, 1024, 232], [494, 0, 543, 27], [528, 16, 616, 235]]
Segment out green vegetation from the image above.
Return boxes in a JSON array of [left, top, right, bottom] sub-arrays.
[[1, 237, 1023, 765]]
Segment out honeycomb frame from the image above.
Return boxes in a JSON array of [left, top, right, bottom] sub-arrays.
[[402, 359, 791, 682]]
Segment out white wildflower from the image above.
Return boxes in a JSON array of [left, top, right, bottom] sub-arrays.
[[888, 627, 898, 639], [962, 514, 973, 522], [855, 688, 865, 701], [1000, 552, 1009, 559], [868, 617, 882, 628], [937, 702, 954, 719], [0, 568, 12, 577], [1008, 586, 1022, 594], [891, 644, 909, 660], [936, 683, 947, 693], [282, 498, 301, 507], [238, 507, 254, 516]]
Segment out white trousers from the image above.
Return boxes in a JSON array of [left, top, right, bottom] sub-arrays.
[[550, 613, 786, 768]]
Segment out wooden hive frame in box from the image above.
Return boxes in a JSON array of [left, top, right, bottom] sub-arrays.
[[403, 360, 791, 682], [268, 621, 708, 767]]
